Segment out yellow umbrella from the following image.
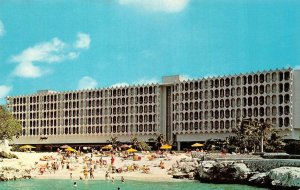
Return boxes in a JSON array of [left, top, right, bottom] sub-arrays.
[[160, 144, 172, 150], [20, 145, 36, 149], [65, 147, 76, 152], [102, 145, 113, 150], [127, 148, 137, 153], [191, 143, 204, 147]]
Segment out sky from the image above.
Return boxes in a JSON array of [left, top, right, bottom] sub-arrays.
[[0, 0, 300, 104]]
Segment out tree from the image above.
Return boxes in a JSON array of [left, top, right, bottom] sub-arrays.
[[149, 133, 165, 150], [106, 136, 120, 149], [130, 136, 151, 151], [0, 106, 22, 141], [137, 141, 151, 151], [265, 130, 285, 152], [229, 118, 281, 153], [130, 135, 139, 149]]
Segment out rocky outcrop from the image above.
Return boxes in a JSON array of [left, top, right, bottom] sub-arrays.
[[0, 140, 17, 159], [0, 141, 32, 181], [171, 158, 198, 179], [0, 151, 18, 159], [249, 167, 300, 188], [197, 161, 251, 183], [196, 160, 300, 189], [0, 140, 11, 153], [0, 165, 32, 181]]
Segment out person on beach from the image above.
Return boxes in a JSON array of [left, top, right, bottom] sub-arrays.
[[111, 156, 115, 165], [99, 156, 103, 168], [84, 169, 88, 179], [121, 176, 125, 183], [159, 161, 165, 169], [105, 171, 110, 180], [111, 177, 115, 183], [70, 172, 72, 179], [89, 168, 94, 179]]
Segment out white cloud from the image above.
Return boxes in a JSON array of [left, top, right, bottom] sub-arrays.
[[12, 38, 66, 64], [0, 85, 12, 98], [203, 73, 218, 78], [11, 34, 91, 78], [181, 74, 192, 81], [134, 78, 159, 85], [110, 78, 158, 88], [13, 62, 43, 78], [68, 52, 80, 60], [78, 76, 98, 90], [11, 38, 67, 78], [119, 0, 189, 13], [111, 82, 129, 88], [74, 33, 91, 49], [0, 20, 4, 36]]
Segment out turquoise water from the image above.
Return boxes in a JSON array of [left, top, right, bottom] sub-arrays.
[[0, 179, 266, 190]]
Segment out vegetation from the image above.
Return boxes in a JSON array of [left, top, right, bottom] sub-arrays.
[[0, 106, 22, 141], [130, 136, 151, 151], [149, 133, 165, 150], [130, 136, 139, 149], [106, 136, 120, 149], [284, 141, 300, 155], [228, 118, 284, 153]]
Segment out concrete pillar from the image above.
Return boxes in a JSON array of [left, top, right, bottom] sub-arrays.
[[177, 142, 181, 151]]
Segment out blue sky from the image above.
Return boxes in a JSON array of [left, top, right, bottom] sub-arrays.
[[0, 0, 300, 103]]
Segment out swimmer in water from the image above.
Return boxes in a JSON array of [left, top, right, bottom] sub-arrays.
[[73, 182, 77, 187]]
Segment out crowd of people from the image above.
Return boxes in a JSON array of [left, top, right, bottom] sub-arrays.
[[32, 147, 180, 183]]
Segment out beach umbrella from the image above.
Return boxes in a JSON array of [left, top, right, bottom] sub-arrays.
[[191, 143, 204, 147], [65, 147, 76, 152], [160, 144, 172, 150], [20, 145, 36, 149], [127, 148, 137, 153], [102, 145, 113, 150], [121, 144, 130, 149], [60, 145, 71, 149]]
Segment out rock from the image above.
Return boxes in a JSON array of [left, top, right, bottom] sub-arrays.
[[188, 172, 195, 179], [197, 161, 252, 183], [0, 140, 11, 153], [249, 172, 270, 186], [0, 163, 32, 181], [268, 167, 300, 188], [172, 158, 199, 179], [173, 172, 189, 179], [232, 163, 251, 180], [0, 151, 18, 159]]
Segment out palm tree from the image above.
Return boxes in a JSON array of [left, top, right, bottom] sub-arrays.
[[149, 134, 165, 150], [130, 136, 139, 149], [106, 136, 119, 149], [230, 118, 279, 153]]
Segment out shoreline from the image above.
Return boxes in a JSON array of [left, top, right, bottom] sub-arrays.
[[1, 151, 299, 189]]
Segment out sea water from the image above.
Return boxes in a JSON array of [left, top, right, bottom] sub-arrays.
[[0, 179, 266, 190]]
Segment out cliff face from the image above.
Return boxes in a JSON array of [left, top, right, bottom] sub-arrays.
[[197, 161, 251, 183], [172, 158, 300, 189], [249, 167, 300, 188], [196, 160, 300, 189]]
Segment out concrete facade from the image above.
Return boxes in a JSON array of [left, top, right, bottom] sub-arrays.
[[6, 68, 299, 146]]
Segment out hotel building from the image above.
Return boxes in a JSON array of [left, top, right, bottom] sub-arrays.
[[6, 68, 300, 149]]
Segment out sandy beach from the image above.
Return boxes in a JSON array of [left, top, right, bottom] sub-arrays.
[[2, 151, 191, 182]]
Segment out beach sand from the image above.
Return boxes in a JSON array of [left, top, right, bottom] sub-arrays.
[[4, 151, 190, 182]]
